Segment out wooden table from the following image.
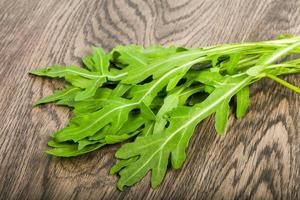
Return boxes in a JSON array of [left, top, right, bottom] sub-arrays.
[[1, 0, 299, 199]]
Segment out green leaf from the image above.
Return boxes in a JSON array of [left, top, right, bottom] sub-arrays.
[[110, 157, 138, 175], [91, 47, 111, 74], [105, 130, 140, 144], [30, 65, 104, 79], [31, 65, 111, 100], [72, 88, 113, 114], [46, 142, 105, 157], [122, 49, 205, 84], [53, 98, 137, 142], [87, 125, 111, 141], [115, 74, 254, 189], [74, 78, 106, 101], [115, 115, 145, 135], [78, 139, 101, 150], [110, 83, 132, 98], [30, 36, 300, 190], [139, 102, 156, 120], [166, 67, 190, 91], [140, 122, 154, 136], [178, 85, 204, 105], [113, 45, 148, 67], [34, 87, 80, 106], [215, 99, 230, 135], [195, 70, 225, 87], [82, 55, 95, 71], [52, 59, 200, 143], [82, 47, 111, 74], [247, 42, 300, 76], [225, 54, 241, 74], [153, 93, 179, 134], [236, 86, 250, 119]]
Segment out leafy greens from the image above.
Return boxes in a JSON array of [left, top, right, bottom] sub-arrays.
[[30, 35, 300, 190]]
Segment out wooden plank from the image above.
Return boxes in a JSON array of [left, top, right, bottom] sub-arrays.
[[0, 0, 299, 199]]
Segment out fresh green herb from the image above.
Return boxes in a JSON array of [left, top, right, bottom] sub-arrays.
[[30, 35, 300, 190]]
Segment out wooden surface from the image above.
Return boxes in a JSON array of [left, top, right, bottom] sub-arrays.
[[0, 0, 300, 199]]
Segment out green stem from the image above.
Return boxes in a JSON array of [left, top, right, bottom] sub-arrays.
[[266, 74, 300, 94]]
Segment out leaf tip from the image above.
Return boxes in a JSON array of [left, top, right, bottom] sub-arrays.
[[29, 68, 46, 76], [150, 178, 162, 189], [115, 150, 124, 159], [117, 181, 125, 191], [33, 101, 41, 107]]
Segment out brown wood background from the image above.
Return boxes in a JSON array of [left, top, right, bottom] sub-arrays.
[[0, 0, 300, 199]]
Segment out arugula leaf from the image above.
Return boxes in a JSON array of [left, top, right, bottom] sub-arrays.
[[114, 40, 300, 189], [31, 48, 125, 101], [34, 86, 80, 106], [110, 157, 139, 175], [30, 36, 300, 190], [53, 98, 137, 142], [30, 65, 105, 79], [153, 93, 179, 134], [121, 49, 204, 84], [236, 86, 250, 119], [46, 142, 105, 157], [215, 99, 230, 135], [113, 45, 148, 68], [115, 73, 253, 189]]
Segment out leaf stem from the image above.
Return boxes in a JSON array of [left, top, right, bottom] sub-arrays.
[[266, 74, 300, 94]]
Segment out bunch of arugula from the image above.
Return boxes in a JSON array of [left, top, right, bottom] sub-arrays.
[[31, 35, 300, 190]]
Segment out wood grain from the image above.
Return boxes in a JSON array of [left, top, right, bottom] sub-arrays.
[[0, 0, 299, 199]]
